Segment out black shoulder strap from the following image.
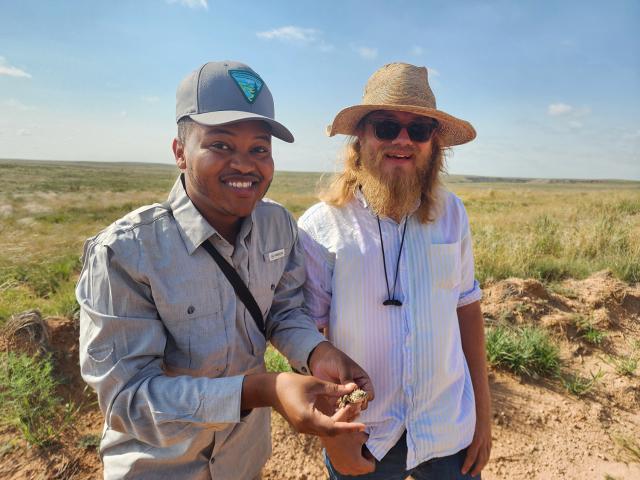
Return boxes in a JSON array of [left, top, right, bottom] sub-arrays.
[[200, 240, 266, 336]]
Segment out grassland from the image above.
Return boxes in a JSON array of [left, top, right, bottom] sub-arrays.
[[0, 158, 638, 324]]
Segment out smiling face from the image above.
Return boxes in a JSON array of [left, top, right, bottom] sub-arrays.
[[359, 110, 434, 178], [173, 120, 274, 237], [354, 110, 437, 221]]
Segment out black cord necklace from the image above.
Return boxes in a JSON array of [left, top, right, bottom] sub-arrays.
[[377, 216, 408, 307]]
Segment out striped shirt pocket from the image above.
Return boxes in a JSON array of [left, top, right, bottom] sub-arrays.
[[429, 242, 462, 290]]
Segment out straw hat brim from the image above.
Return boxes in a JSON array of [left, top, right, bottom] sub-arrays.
[[327, 104, 476, 147]]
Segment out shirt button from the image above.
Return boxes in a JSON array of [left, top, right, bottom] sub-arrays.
[[209, 457, 215, 464]]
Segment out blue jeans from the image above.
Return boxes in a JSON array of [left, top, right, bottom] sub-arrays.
[[325, 432, 480, 480]]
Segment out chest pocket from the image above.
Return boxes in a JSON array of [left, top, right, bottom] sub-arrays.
[[160, 299, 228, 376], [251, 245, 289, 316], [429, 241, 462, 290]]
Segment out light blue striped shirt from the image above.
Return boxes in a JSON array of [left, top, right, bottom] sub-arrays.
[[298, 188, 482, 469]]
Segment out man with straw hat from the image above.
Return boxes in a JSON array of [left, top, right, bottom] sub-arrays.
[[77, 60, 373, 480], [299, 62, 491, 479]]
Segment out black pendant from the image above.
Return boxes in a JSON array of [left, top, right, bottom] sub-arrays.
[[383, 299, 403, 307], [377, 215, 408, 308]]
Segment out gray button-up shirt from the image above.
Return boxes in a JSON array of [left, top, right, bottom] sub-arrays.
[[77, 176, 326, 479]]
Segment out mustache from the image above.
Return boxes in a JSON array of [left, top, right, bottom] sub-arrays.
[[380, 146, 417, 156]]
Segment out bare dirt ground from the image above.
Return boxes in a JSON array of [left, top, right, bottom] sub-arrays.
[[1, 271, 638, 479]]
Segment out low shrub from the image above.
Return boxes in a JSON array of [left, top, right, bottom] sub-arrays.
[[0, 352, 71, 446]]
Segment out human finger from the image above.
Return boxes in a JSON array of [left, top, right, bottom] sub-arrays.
[[358, 444, 376, 473], [312, 410, 366, 437], [470, 443, 490, 477], [461, 441, 479, 475], [332, 403, 362, 423], [316, 379, 358, 399], [352, 372, 375, 404], [298, 409, 365, 437]]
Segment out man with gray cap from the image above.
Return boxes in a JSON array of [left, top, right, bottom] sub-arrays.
[[77, 60, 373, 479], [299, 62, 491, 479]]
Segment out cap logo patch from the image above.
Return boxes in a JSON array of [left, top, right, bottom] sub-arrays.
[[229, 70, 264, 104]]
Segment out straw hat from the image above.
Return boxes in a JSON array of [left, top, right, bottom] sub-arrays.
[[327, 62, 476, 146]]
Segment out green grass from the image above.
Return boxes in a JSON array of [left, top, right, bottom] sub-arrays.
[[77, 433, 101, 450], [562, 369, 604, 396], [466, 188, 640, 284], [0, 352, 72, 446], [486, 324, 561, 377], [571, 314, 606, 346], [605, 354, 638, 376], [264, 345, 292, 373]]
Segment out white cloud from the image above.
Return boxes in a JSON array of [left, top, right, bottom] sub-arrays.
[[353, 45, 378, 59], [256, 26, 335, 53], [166, 0, 208, 9], [120, 110, 128, 118], [548, 103, 573, 116], [427, 67, 440, 78], [17, 128, 32, 136], [257, 26, 318, 44], [141, 96, 160, 104], [0, 57, 32, 79], [548, 103, 591, 129], [411, 45, 424, 56]]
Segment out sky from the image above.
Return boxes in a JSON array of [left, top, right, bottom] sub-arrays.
[[1, 0, 639, 180]]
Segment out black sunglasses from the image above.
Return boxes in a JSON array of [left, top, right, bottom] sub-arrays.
[[368, 118, 438, 143]]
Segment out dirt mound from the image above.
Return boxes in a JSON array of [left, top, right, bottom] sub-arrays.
[[564, 270, 640, 328], [483, 278, 571, 324], [484, 271, 640, 332]]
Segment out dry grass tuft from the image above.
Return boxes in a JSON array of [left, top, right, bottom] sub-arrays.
[[1, 310, 50, 354]]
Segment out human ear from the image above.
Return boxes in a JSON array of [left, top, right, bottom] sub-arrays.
[[172, 138, 187, 171]]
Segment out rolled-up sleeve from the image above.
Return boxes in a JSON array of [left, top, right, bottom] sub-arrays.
[[457, 204, 482, 309], [77, 239, 244, 448], [264, 215, 327, 374]]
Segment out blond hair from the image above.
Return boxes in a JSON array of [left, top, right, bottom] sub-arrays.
[[320, 135, 446, 223]]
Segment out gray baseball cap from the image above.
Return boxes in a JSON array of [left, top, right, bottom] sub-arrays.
[[176, 60, 294, 143]]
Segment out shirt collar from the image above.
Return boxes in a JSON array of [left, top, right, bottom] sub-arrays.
[[168, 174, 254, 255]]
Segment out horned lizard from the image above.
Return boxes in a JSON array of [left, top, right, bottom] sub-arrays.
[[337, 388, 368, 409]]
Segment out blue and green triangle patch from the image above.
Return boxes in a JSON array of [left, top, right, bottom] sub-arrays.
[[229, 70, 264, 104]]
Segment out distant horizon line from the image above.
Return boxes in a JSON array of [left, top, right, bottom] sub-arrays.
[[1, 157, 639, 184]]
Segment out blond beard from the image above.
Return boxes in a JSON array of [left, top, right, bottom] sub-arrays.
[[355, 149, 425, 221]]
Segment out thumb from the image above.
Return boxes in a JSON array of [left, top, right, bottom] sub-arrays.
[[316, 379, 356, 398]]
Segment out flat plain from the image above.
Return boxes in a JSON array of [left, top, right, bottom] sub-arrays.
[[0, 159, 639, 479]]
